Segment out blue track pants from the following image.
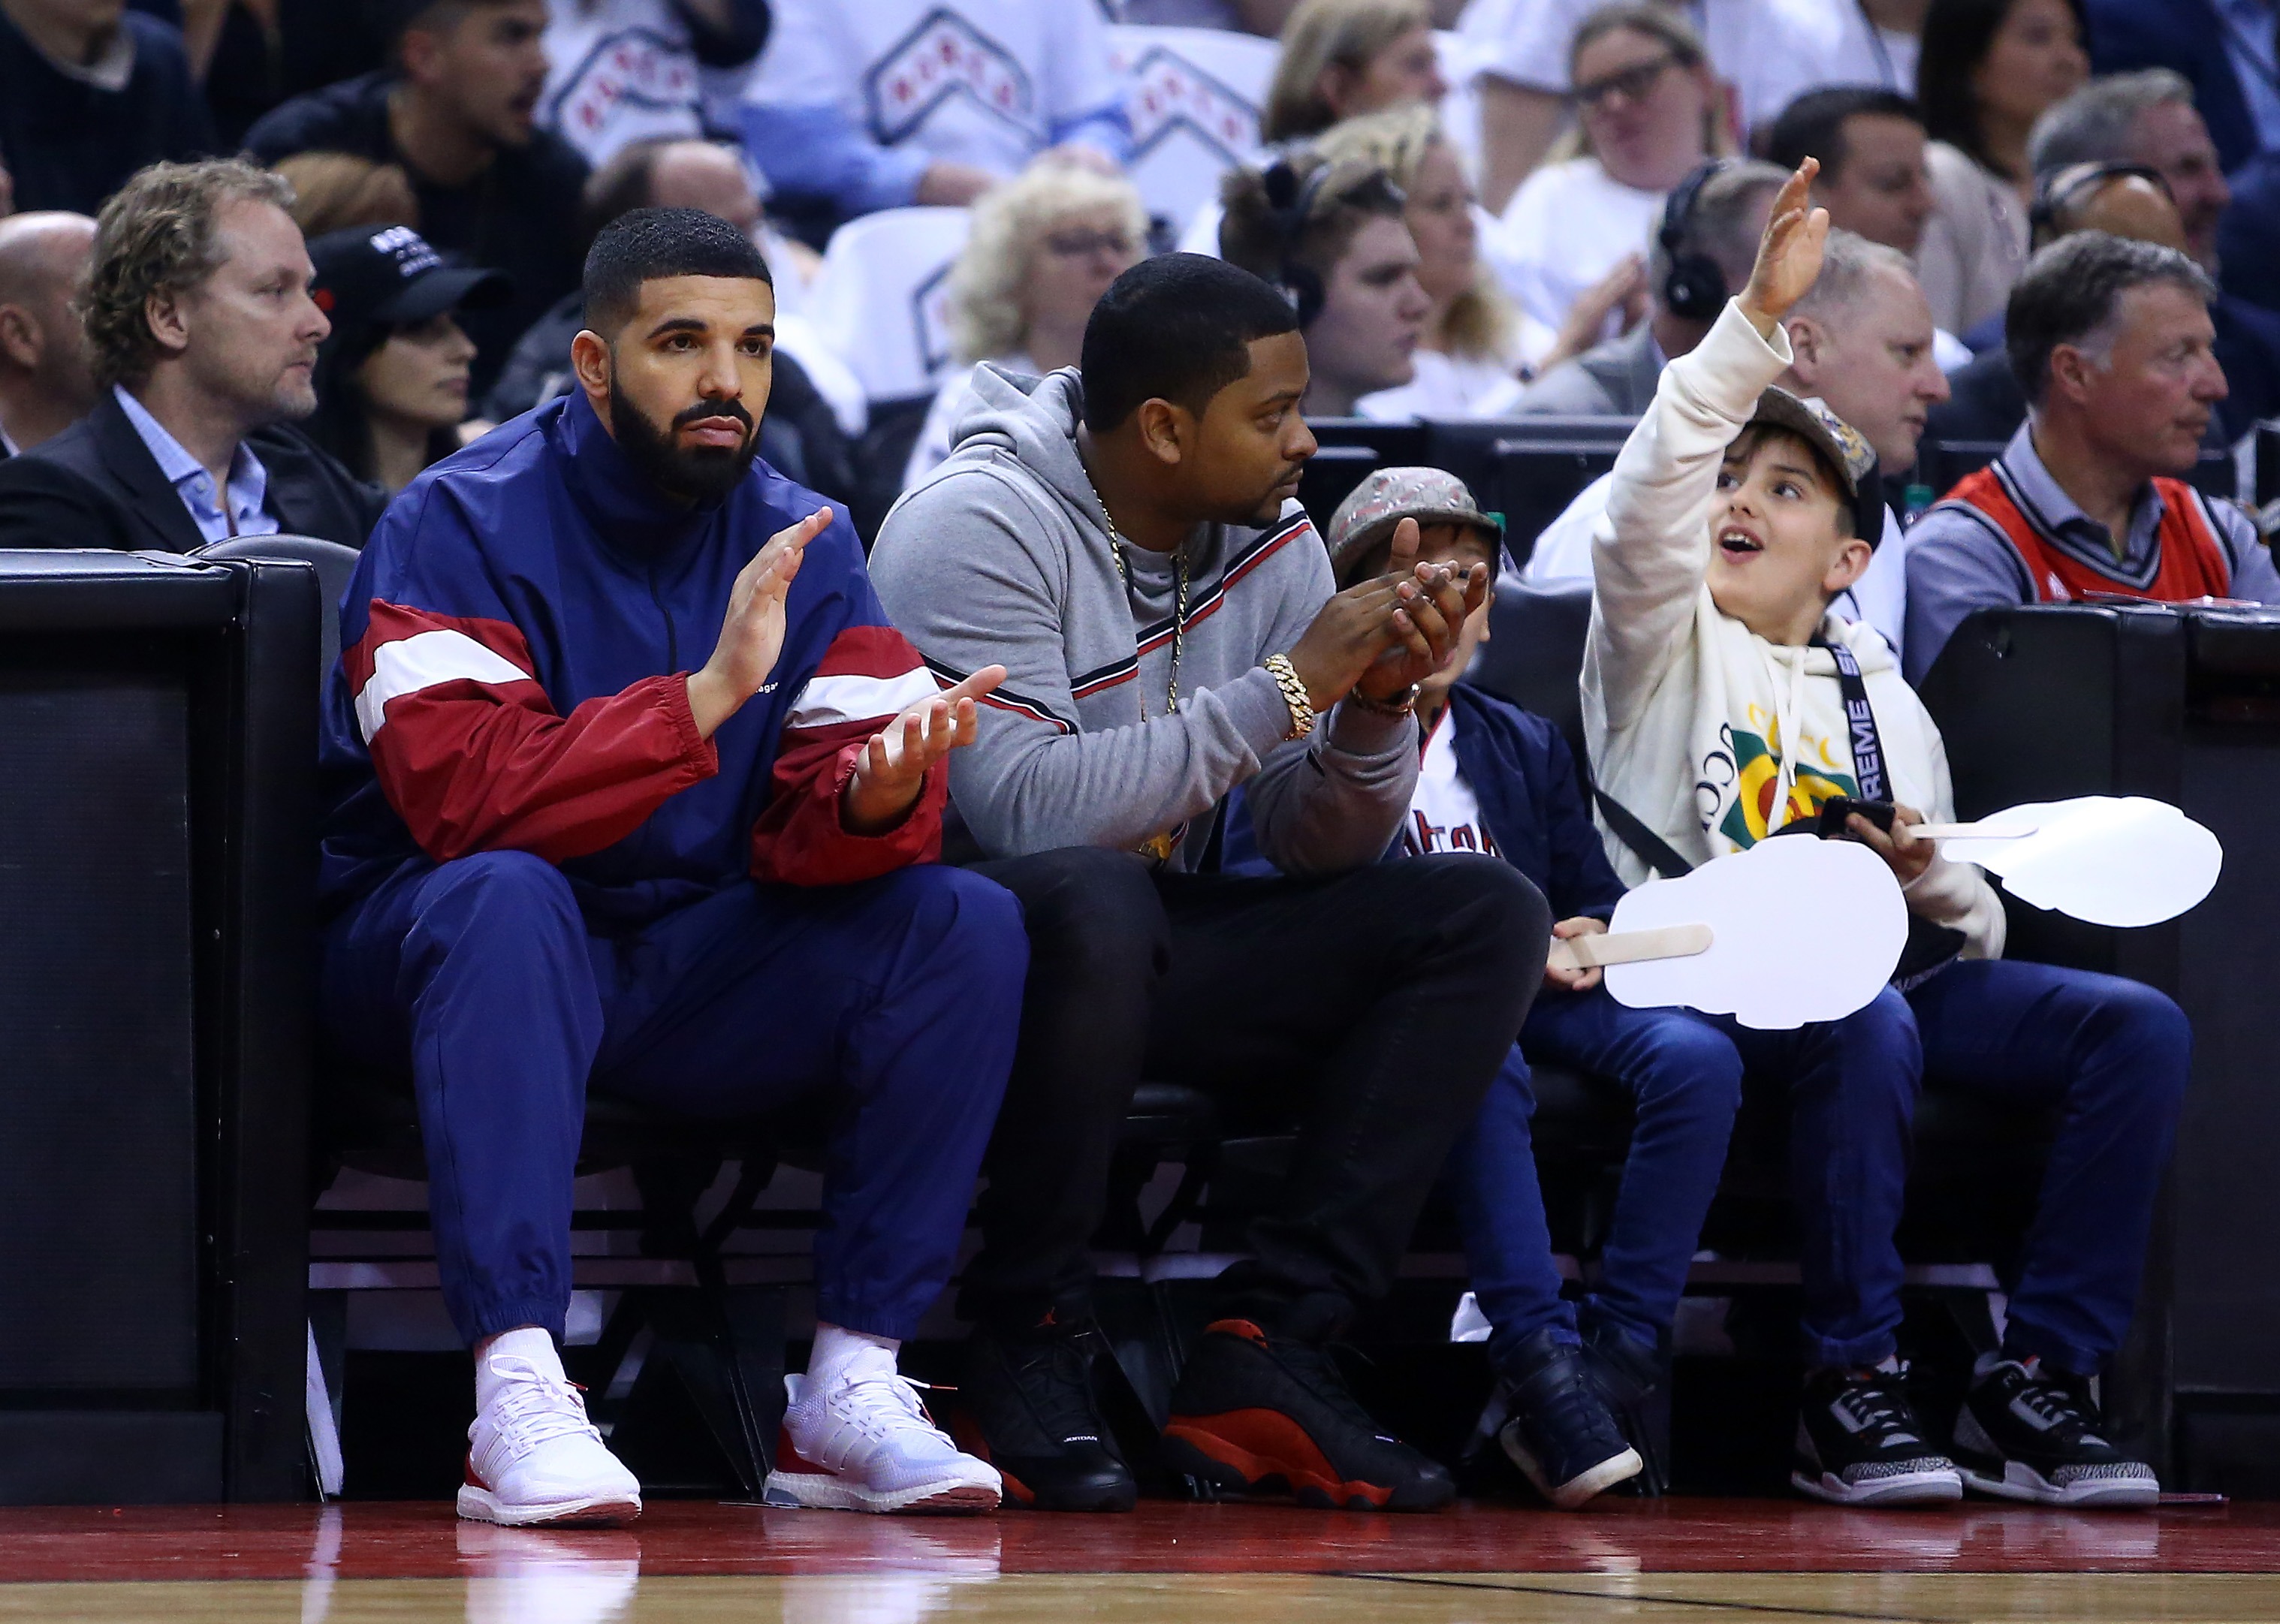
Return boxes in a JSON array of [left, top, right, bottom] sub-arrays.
[[321, 851, 1027, 1346]]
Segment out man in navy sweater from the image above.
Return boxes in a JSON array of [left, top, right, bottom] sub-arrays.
[[0, 0, 211, 214], [1324, 470, 1745, 1511], [321, 207, 1024, 1524]]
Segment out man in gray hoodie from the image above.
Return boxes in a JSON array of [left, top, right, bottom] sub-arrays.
[[870, 253, 1552, 1514]]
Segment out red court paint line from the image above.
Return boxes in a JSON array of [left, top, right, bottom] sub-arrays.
[[0, 1499, 2268, 1585]]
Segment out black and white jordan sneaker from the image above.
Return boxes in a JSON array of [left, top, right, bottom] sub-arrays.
[[1792, 1363, 1962, 1507], [1952, 1357, 2159, 1508]]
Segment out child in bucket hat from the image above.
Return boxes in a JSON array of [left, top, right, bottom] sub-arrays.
[[1277, 468, 1746, 1509]]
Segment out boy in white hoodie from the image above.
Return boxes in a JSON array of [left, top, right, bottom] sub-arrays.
[[1585, 161, 2191, 1509]]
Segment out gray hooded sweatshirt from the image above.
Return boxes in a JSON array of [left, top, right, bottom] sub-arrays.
[[869, 364, 1417, 873]]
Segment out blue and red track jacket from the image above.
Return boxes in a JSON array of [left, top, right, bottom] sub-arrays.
[[319, 389, 947, 928]]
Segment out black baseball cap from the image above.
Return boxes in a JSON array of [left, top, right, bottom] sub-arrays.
[[309, 225, 511, 339]]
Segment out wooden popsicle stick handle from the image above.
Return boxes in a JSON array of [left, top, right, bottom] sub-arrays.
[[1914, 822, 2037, 839], [1548, 922, 1715, 972]]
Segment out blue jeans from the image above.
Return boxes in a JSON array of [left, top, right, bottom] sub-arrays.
[[1452, 988, 1744, 1370], [1712, 959, 2190, 1373], [321, 851, 1027, 1346]]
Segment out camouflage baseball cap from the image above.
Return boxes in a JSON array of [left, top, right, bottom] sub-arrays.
[[1747, 387, 1886, 545], [1325, 466, 1503, 583]]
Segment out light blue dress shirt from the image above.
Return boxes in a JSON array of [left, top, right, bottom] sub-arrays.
[[113, 384, 279, 544]]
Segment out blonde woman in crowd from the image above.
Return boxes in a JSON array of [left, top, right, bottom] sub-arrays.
[[902, 158, 1148, 492], [1180, 0, 1449, 254], [1261, 0, 1447, 143], [1492, 4, 1722, 336], [1313, 102, 1642, 419]]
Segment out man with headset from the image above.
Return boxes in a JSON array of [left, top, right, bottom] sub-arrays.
[[1516, 158, 1788, 417], [1217, 153, 1434, 419]]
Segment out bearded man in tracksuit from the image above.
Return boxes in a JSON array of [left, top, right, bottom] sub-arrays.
[[320, 207, 1024, 1526]]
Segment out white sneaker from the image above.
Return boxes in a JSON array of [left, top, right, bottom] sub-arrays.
[[763, 1351, 1002, 1514], [458, 1353, 643, 1526]]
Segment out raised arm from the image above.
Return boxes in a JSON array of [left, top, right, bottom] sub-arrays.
[[1589, 162, 1827, 732]]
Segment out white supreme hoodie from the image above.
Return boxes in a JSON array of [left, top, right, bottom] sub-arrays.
[[1582, 300, 2004, 960]]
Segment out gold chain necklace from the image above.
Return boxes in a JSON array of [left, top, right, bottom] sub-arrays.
[[1102, 506, 1187, 716], [1099, 502, 1187, 861]]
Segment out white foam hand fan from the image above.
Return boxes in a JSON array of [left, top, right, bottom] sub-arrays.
[[1550, 837, 1909, 1030], [1920, 796, 2221, 927]]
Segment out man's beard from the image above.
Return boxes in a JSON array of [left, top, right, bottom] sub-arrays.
[[609, 385, 757, 504]]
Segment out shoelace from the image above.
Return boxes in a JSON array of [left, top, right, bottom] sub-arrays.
[[1830, 1371, 1920, 1446], [1003, 1336, 1106, 1440], [834, 1364, 952, 1446], [487, 1357, 602, 1451], [1528, 1351, 1615, 1439], [1999, 1366, 2098, 1442]]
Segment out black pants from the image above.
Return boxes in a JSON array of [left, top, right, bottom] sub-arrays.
[[961, 846, 1551, 1339]]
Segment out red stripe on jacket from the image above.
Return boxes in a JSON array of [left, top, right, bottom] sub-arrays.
[[349, 600, 717, 865], [749, 624, 949, 885]]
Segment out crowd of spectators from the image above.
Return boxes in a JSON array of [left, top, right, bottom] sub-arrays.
[[1, 0, 2277, 1529]]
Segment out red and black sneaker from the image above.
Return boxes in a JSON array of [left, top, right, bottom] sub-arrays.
[[1160, 1319, 1455, 1511]]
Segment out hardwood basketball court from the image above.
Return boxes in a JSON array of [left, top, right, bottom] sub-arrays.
[[3, 1499, 2275, 1622]]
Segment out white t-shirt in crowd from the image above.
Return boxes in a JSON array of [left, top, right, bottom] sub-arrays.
[[1358, 347, 1528, 422], [745, 0, 1124, 181], [1401, 707, 1499, 857], [1456, 0, 1914, 125], [540, 0, 710, 167], [1518, 471, 1911, 660], [1491, 158, 1663, 334]]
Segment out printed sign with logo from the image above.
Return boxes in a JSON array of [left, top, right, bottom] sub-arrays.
[[1122, 45, 1256, 162], [544, 28, 699, 155], [864, 8, 1033, 144]]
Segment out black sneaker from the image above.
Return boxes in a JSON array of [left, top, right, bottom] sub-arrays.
[[1953, 1358, 2158, 1508], [1579, 1318, 1672, 1496], [1160, 1319, 1454, 1511], [1495, 1328, 1643, 1509], [1792, 1364, 1963, 1506], [956, 1322, 1138, 1512]]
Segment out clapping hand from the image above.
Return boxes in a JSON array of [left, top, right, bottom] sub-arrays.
[[1360, 517, 1491, 700], [841, 666, 1006, 833], [687, 507, 831, 738]]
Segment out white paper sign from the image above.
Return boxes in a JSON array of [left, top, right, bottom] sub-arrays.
[[1936, 796, 2221, 928], [1604, 836, 1908, 1029]]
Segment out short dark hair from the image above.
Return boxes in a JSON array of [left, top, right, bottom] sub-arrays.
[[2005, 230, 2215, 406], [1080, 254, 1299, 432], [1917, 0, 2087, 180], [1765, 86, 1923, 181], [581, 206, 771, 336]]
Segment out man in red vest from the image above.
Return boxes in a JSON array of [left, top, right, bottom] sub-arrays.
[[1902, 229, 2280, 684]]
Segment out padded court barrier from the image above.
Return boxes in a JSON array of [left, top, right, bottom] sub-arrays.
[[1298, 418, 1634, 568], [1921, 602, 2280, 1496], [0, 550, 315, 1503]]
